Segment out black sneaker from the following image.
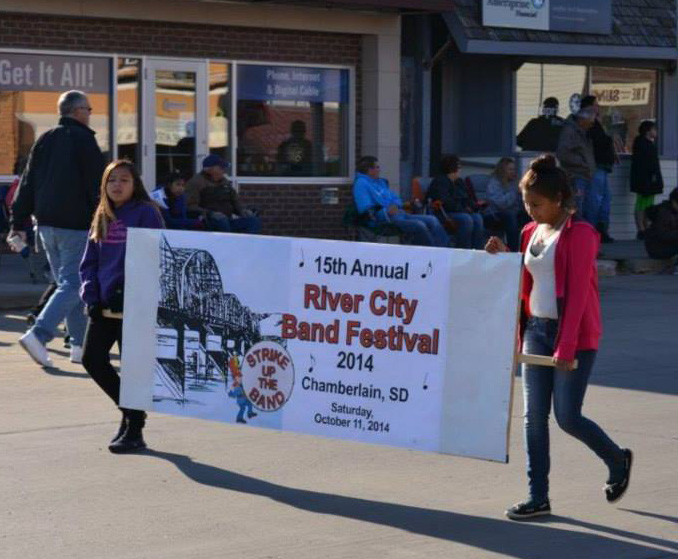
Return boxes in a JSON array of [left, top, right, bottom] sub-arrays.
[[605, 448, 633, 503], [505, 499, 551, 521]]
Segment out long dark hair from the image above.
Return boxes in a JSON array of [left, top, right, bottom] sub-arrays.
[[90, 160, 151, 241], [519, 154, 575, 210]]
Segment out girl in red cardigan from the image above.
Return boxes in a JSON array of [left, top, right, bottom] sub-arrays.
[[486, 155, 632, 520]]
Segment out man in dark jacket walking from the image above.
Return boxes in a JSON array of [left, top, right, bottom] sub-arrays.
[[581, 95, 617, 243], [10, 90, 105, 367]]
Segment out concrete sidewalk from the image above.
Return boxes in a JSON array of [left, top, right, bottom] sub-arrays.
[[0, 275, 677, 559]]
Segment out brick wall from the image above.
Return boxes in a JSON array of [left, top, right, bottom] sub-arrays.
[[240, 183, 354, 239], [0, 11, 362, 239]]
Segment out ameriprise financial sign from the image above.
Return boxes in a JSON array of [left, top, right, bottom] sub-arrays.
[[483, 0, 612, 35]]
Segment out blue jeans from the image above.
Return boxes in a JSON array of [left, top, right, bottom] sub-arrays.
[[585, 168, 611, 226], [31, 226, 89, 347], [573, 177, 594, 224], [451, 212, 485, 249], [522, 317, 624, 502], [390, 213, 449, 247], [206, 214, 262, 235]]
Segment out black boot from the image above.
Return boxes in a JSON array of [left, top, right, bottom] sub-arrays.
[[109, 409, 147, 454], [111, 410, 128, 444]]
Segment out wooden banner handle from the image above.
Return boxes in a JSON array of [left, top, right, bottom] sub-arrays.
[[102, 309, 123, 320], [517, 354, 579, 369]]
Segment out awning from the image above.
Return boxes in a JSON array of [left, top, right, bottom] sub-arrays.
[[226, 0, 452, 12], [443, 0, 678, 61]]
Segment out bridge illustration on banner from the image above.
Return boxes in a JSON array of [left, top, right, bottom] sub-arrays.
[[153, 235, 284, 405]]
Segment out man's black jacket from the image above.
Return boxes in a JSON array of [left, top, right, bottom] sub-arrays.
[[11, 116, 106, 230]]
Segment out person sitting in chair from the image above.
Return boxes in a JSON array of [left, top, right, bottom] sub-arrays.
[[353, 156, 449, 248]]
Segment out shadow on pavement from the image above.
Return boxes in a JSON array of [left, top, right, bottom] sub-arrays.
[[0, 312, 29, 335], [619, 509, 678, 525], [143, 450, 676, 558], [43, 366, 89, 379]]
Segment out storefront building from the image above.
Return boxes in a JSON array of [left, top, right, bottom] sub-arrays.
[[0, 0, 448, 239], [402, 0, 678, 240]]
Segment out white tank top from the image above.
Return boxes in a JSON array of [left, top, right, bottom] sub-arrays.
[[525, 224, 561, 319]]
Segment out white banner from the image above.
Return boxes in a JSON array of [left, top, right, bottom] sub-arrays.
[[120, 230, 522, 462]]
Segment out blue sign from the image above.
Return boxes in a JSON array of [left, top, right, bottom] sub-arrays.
[[238, 65, 349, 104], [483, 0, 611, 35], [550, 0, 612, 35]]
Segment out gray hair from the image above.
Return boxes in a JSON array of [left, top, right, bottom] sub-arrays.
[[576, 107, 596, 121], [57, 90, 88, 117]]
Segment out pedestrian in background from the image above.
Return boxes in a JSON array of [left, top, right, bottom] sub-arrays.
[[580, 95, 616, 243], [80, 160, 164, 453], [630, 120, 663, 240], [486, 155, 632, 521], [10, 90, 105, 368], [556, 107, 596, 222]]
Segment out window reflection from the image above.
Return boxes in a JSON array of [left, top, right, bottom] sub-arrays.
[[236, 65, 349, 177]]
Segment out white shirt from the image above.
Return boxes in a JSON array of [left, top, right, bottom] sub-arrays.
[[524, 224, 561, 319]]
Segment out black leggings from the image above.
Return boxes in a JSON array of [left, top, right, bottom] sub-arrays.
[[82, 316, 123, 406]]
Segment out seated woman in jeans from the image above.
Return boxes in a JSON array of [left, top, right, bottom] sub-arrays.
[[484, 157, 530, 251], [426, 154, 484, 249]]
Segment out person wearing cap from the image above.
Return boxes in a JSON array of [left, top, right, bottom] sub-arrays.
[[185, 155, 261, 234], [556, 108, 597, 221], [517, 97, 565, 153]]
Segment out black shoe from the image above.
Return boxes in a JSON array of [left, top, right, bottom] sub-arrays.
[[605, 448, 633, 503], [236, 417, 246, 424], [505, 499, 551, 521], [247, 411, 258, 419], [109, 410, 147, 454], [110, 412, 128, 444], [63, 334, 71, 349], [601, 233, 615, 244]]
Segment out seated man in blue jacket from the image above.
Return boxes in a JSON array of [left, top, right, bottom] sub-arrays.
[[353, 156, 449, 247]]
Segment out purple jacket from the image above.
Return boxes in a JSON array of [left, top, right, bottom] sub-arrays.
[[80, 201, 164, 306]]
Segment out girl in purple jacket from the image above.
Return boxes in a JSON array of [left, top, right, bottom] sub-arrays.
[[80, 160, 164, 453]]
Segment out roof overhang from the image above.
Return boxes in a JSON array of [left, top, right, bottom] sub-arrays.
[[224, 0, 452, 12], [443, 12, 678, 62]]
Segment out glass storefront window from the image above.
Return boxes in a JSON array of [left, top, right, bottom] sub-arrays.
[[590, 67, 658, 154], [515, 63, 658, 154], [515, 63, 587, 152], [153, 69, 197, 183], [208, 62, 232, 170], [117, 57, 141, 165], [0, 53, 111, 175], [236, 64, 350, 177]]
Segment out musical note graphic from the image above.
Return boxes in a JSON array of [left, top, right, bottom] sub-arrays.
[[421, 260, 432, 279], [298, 248, 305, 267], [422, 373, 429, 390], [308, 354, 316, 373]]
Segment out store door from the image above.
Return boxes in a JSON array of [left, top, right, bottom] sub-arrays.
[[143, 59, 207, 190]]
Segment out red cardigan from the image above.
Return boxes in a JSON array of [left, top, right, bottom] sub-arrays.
[[520, 217, 602, 362]]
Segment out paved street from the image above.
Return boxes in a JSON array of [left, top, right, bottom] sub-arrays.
[[1, 275, 676, 559]]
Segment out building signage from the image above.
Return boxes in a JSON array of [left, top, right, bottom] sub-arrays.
[[120, 230, 522, 462], [238, 64, 349, 103], [482, 0, 612, 35], [0, 53, 110, 93], [591, 82, 652, 106]]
